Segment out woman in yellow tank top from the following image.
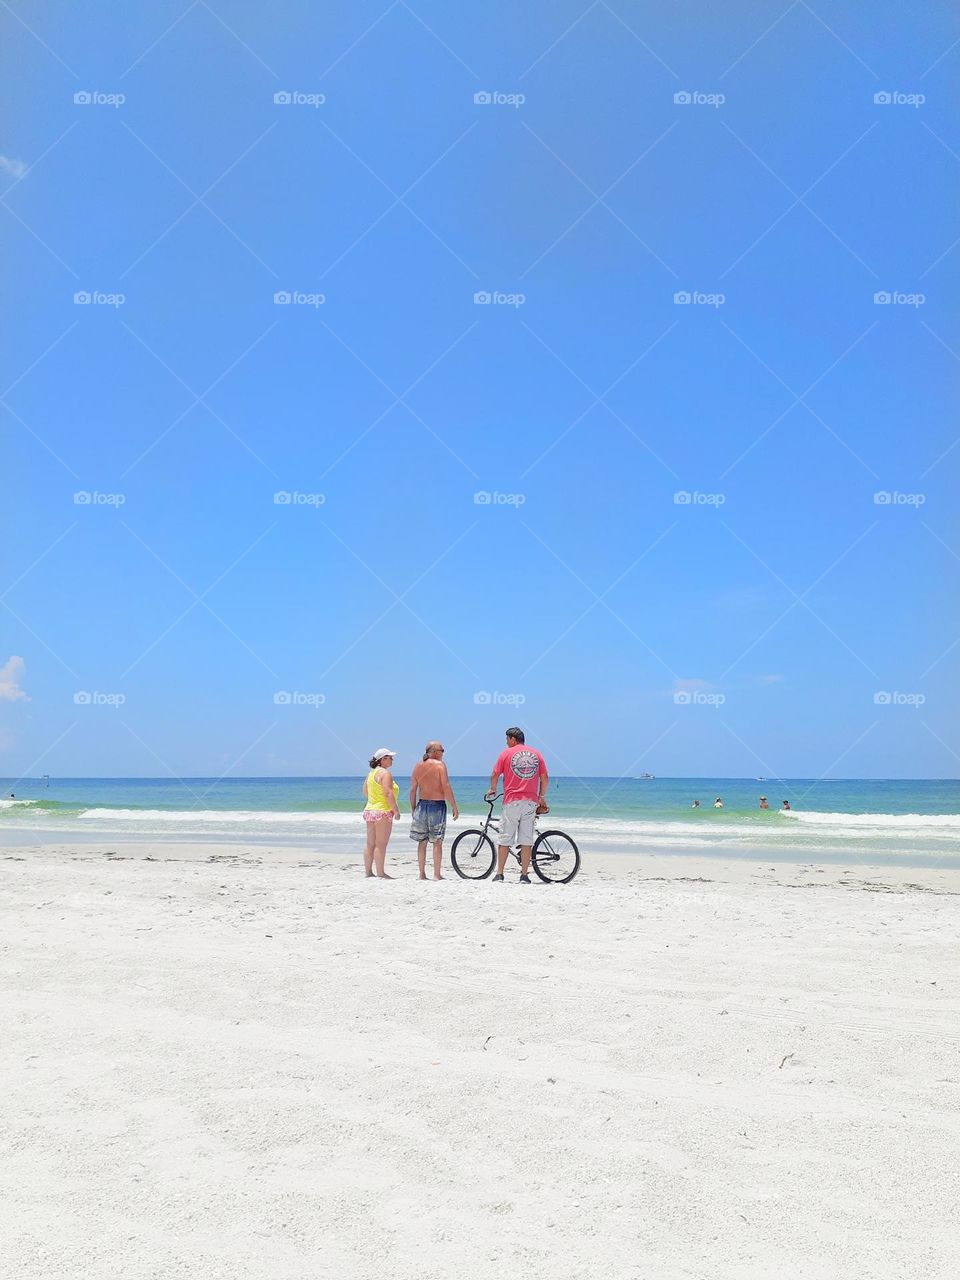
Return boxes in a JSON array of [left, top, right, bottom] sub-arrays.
[[362, 747, 401, 878]]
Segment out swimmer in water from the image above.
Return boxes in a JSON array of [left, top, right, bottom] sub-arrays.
[[782, 800, 791, 811], [759, 796, 768, 809], [714, 797, 723, 809]]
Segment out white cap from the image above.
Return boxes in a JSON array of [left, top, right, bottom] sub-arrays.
[[372, 747, 396, 763]]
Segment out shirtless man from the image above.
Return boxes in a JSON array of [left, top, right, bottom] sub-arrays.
[[408, 741, 459, 880]]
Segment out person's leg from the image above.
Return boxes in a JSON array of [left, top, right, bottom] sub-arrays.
[[495, 802, 519, 878], [432, 838, 443, 879], [363, 820, 376, 877], [518, 803, 536, 879], [374, 817, 393, 878], [417, 840, 428, 879]]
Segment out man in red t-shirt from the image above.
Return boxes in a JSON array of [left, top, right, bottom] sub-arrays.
[[485, 727, 548, 883]]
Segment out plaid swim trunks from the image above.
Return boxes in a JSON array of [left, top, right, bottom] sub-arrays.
[[409, 799, 447, 842]]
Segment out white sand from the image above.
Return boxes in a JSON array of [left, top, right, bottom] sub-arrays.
[[2, 842, 959, 1280]]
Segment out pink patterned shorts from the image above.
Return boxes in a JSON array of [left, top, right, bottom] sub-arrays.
[[362, 809, 393, 824]]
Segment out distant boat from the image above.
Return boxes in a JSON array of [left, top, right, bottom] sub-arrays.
[[637, 772, 655, 780]]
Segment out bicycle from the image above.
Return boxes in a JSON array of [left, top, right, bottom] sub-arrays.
[[450, 793, 581, 883]]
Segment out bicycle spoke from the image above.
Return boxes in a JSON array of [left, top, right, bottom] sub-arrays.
[[451, 829, 496, 880], [532, 830, 580, 883]]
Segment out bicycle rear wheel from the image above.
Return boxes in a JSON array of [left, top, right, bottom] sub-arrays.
[[532, 830, 580, 883], [451, 829, 496, 880]]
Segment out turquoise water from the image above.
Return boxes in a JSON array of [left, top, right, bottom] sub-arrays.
[[3, 776, 959, 866]]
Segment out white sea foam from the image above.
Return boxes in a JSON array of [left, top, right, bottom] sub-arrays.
[[784, 810, 960, 829], [10, 805, 960, 838], [76, 807, 332, 825], [4, 803, 959, 860]]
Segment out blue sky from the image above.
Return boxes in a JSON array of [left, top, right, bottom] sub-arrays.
[[2, 0, 958, 779]]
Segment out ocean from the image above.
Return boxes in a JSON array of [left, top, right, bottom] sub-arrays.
[[2, 776, 959, 868]]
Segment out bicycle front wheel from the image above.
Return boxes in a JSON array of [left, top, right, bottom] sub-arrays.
[[450, 829, 496, 880], [532, 830, 580, 883]]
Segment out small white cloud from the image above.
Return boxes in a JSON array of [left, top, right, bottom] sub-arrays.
[[0, 155, 28, 182], [758, 674, 784, 684], [0, 655, 30, 702]]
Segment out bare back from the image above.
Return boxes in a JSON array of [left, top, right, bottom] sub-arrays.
[[411, 758, 448, 801]]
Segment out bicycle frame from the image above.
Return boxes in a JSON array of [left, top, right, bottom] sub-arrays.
[[479, 793, 539, 860]]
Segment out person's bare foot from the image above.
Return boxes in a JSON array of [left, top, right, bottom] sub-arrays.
[[364, 872, 374, 878], [377, 872, 393, 879], [419, 873, 427, 881], [433, 874, 443, 881]]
